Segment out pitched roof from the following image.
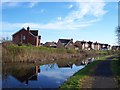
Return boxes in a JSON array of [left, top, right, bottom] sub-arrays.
[[12, 27, 39, 37], [104, 44, 109, 46], [12, 28, 26, 36], [81, 40, 86, 43], [30, 30, 38, 36], [58, 39, 73, 46], [94, 41, 98, 45], [44, 42, 57, 47], [87, 41, 93, 44]]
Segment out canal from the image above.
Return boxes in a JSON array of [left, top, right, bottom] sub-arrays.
[[2, 57, 95, 89]]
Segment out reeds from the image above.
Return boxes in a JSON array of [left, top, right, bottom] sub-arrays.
[[2, 42, 86, 63], [2, 42, 96, 63]]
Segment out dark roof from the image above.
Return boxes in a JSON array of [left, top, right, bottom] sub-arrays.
[[104, 44, 108, 46], [94, 41, 98, 45], [87, 41, 93, 44], [30, 30, 38, 36], [12, 28, 26, 36], [58, 39, 73, 46], [81, 40, 86, 43], [12, 27, 39, 37], [44, 42, 57, 47], [99, 43, 104, 45], [112, 46, 120, 48]]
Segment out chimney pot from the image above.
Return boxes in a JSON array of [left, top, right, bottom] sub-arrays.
[[27, 26, 30, 31]]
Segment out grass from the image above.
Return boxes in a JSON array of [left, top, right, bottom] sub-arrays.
[[2, 42, 96, 63], [111, 54, 120, 88], [59, 60, 100, 89], [2, 41, 118, 63], [2, 42, 76, 63], [96, 54, 116, 60], [59, 55, 116, 89]]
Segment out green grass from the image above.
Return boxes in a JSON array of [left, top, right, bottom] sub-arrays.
[[3, 43, 91, 63], [59, 55, 115, 89], [96, 55, 116, 60], [111, 54, 120, 88], [59, 60, 100, 89], [2, 41, 117, 63], [96, 50, 118, 55]]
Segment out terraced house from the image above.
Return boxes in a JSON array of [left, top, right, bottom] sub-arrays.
[[44, 42, 57, 48], [57, 39, 74, 49]]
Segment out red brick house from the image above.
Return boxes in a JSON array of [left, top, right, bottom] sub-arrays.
[[74, 41, 82, 50], [12, 27, 41, 46], [57, 39, 74, 49]]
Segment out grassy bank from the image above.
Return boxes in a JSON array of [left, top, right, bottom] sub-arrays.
[[2, 42, 96, 63], [59, 55, 116, 89], [59, 60, 100, 89], [95, 50, 118, 55], [111, 54, 120, 88], [2, 41, 117, 63]]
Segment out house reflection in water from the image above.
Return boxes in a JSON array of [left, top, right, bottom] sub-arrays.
[[57, 62, 73, 69], [81, 58, 95, 65], [11, 66, 40, 85]]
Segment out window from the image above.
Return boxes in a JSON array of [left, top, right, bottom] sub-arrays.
[[23, 36, 26, 40], [62, 43, 66, 45]]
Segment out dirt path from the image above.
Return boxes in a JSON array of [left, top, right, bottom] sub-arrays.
[[81, 57, 118, 88], [92, 59, 117, 88]]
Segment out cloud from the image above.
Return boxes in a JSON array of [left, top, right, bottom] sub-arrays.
[[2, 19, 96, 33], [57, 17, 62, 20], [1, 0, 119, 2], [2, 2, 38, 9], [2, 0, 107, 35], [68, 4, 73, 9], [64, 0, 107, 24], [2, 2, 20, 8], [28, 2, 38, 8]]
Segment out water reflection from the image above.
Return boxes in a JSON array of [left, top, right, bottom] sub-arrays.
[[2, 57, 95, 88]]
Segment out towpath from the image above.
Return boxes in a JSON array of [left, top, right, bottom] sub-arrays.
[[81, 57, 118, 88]]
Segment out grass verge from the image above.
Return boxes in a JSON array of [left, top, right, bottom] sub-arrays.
[[111, 55, 120, 88], [59, 60, 100, 89], [59, 55, 115, 89]]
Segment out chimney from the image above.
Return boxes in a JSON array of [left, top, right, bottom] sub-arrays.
[[27, 26, 30, 32], [71, 38, 73, 42]]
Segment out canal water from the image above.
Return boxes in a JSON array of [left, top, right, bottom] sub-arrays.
[[2, 57, 95, 89]]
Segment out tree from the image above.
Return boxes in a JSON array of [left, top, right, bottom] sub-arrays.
[[116, 26, 120, 63], [116, 26, 120, 46], [1, 37, 11, 43]]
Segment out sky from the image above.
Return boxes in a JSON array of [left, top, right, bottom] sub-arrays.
[[1, 0, 119, 45]]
